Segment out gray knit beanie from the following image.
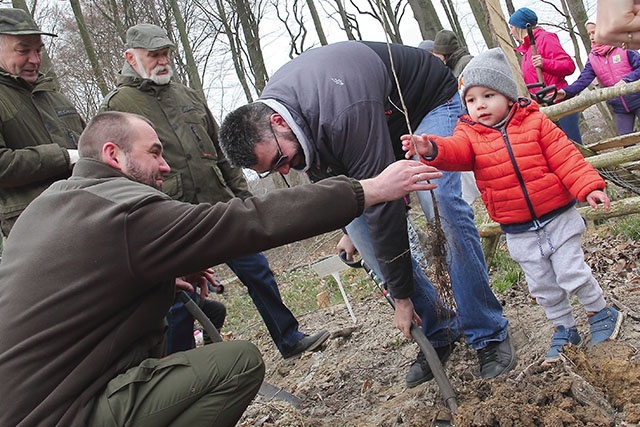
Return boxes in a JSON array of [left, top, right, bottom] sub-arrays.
[[458, 47, 518, 103]]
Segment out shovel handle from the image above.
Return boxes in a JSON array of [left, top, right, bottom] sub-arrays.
[[526, 23, 545, 84], [178, 291, 224, 343], [338, 249, 363, 268]]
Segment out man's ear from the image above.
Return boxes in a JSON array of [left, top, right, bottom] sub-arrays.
[[101, 142, 124, 171], [270, 113, 291, 131], [125, 50, 136, 67]]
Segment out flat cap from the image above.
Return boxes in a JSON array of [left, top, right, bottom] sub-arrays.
[[0, 8, 56, 37], [125, 23, 174, 51]]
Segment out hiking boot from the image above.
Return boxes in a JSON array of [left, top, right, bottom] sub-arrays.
[[477, 331, 517, 378], [405, 341, 458, 388], [283, 330, 330, 359], [588, 307, 624, 345], [545, 325, 581, 362]]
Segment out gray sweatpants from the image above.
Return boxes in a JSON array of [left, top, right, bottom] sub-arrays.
[[88, 340, 264, 427], [506, 207, 606, 328]]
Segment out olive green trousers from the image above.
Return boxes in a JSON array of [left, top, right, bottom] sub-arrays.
[[88, 340, 264, 427]]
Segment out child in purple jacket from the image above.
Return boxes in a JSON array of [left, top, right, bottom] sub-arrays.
[[558, 18, 640, 136]]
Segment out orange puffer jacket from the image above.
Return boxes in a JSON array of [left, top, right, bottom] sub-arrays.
[[425, 99, 605, 225]]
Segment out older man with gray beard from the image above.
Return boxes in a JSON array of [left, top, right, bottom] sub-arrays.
[[102, 23, 331, 359]]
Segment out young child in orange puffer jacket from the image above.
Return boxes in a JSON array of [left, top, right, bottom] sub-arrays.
[[402, 47, 623, 363]]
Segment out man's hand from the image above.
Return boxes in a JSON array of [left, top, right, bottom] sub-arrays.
[[180, 268, 217, 299], [393, 297, 422, 339], [360, 160, 442, 208], [175, 277, 194, 293], [336, 233, 357, 261]]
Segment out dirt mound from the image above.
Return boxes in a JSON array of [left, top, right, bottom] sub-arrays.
[[233, 224, 639, 427]]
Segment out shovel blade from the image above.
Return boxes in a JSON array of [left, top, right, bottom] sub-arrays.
[[257, 381, 301, 407], [312, 255, 350, 277]]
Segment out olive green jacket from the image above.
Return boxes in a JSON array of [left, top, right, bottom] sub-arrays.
[[0, 70, 84, 235], [101, 63, 251, 204]]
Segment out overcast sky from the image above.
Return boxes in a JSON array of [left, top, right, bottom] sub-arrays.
[[200, 0, 598, 118]]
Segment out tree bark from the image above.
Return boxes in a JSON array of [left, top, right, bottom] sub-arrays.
[[69, 0, 109, 96], [407, 0, 442, 40], [567, 0, 591, 55], [476, 0, 528, 97], [168, 0, 205, 99], [333, 0, 357, 40], [234, 0, 269, 94], [541, 82, 640, 120], [306, 0, 328, 45], [468, 0, 493, 49]]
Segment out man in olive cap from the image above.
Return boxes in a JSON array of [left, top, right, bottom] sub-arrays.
[[102, 23, 331, 359], [0, 7, 84, 237]]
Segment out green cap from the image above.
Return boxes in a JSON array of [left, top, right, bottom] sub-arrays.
[[0, 8, 56, 37], [125, 24, 174, 51]]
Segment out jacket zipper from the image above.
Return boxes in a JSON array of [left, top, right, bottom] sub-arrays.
[[501, 128, 541, 228]]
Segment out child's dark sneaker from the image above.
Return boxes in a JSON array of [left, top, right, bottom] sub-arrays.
[[545, 325, 581, 362], [588, 307, 623, 345]]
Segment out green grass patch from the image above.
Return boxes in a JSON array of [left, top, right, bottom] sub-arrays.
[[219, 266, 379, 336], [489, 248, 523, 293], [609, 214, 640, 240]]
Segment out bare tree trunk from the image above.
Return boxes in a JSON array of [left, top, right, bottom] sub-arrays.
[[306, 0, 328, 45], [380, 0, 403, 44], [468, 0, 494, 48], [476, 0, 528, 97], [566, 0, 591, 54], [350, 0, 403, 44], [407, 0, 442, 40], [69, 0, 109, 96], [168, 0, 205, 99], [442, 0, 465, 48], [332, 0, 358, 40], [560, 0, 584, 69], [234, 0, 269, 94], [197, 0, 254, 102]]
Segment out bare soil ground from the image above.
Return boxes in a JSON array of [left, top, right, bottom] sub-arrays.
[[232, 222, 640, 427]]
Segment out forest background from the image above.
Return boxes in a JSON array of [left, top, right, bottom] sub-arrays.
[[1, 0, 601, 168]]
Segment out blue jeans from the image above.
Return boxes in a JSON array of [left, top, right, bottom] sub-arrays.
[[346, 218, 458, 347], [414, 92, 508, 349], [226, 252, 305, 356], [347, 93, 508, 349], [557, 112, 583, 145], [167, 252, 304, 357]]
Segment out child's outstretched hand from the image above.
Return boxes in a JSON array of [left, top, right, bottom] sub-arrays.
[[586, 190, 611, 211], [401, 134, 433, 160]]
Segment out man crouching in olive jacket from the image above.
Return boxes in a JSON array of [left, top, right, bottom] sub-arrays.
[[0, 111, 442, 427]]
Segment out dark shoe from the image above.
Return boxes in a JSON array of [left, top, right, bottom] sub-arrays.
[[283, 330, 330, 359], [477, 332, 517, 378], [405, 341, 457, 388]]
